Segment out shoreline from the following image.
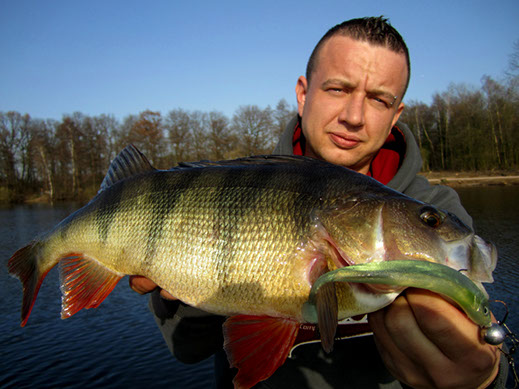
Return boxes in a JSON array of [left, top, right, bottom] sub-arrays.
[[420, 172, 519, 187]]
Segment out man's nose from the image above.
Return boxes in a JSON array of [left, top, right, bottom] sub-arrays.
[[338, 93, 365, 128]]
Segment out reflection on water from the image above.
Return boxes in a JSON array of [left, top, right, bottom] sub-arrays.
[[1, 186, 518, 388], [457, 187, 519, 311], [458, 186, 519, 388]]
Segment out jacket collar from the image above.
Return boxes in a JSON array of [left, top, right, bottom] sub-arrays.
[[291, 117, 406, 185]]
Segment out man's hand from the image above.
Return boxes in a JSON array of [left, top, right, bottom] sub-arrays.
[[129, 275, 177, 300], [369, 288, 501, 389]]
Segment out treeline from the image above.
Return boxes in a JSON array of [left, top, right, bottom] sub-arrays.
[[400, 75, 519, 172], [0, 100, 297, 203], [1, 75, 518, 204]]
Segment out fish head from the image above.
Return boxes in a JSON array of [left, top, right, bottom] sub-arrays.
[[309, 193, 497, 321], [319, 193, 497, 287]]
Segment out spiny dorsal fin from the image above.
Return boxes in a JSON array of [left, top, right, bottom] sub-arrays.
[[100, 144, 155, 190]]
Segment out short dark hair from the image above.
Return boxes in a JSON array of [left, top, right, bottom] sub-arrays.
[[306, 16, 411, 98]]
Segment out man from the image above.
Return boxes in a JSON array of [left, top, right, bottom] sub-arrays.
[[131, 17, 506, 388]]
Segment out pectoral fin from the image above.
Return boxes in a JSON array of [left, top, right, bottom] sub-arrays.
[[316, 281, 338, 353]]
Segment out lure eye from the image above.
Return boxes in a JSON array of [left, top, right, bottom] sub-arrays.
[[420, 206, 443, 228]]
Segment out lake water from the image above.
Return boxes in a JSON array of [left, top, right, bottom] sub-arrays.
[[1, 186, 518, 388]]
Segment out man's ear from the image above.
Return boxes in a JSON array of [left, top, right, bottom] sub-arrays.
[[391, 102, 405, 128], [295, 76, 308, 118]]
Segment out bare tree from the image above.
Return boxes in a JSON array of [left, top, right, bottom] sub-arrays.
[[164, 108, 194, 165], [206, 111, 234, 160], [127, 110, 165, 166], [187, 111, 208, 162], [506, 40, 519, 77], [399, 101, 435, 171], [0, 111, 32, 202], [273, 99, 297, 140], [30, 119, 58, 202], [232, 105, 274, 156]]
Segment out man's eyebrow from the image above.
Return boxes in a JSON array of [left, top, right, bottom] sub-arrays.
[[321, 78, 355, 89], [321, 78, 398, 104], [368, 88, 398, 101], [368, 88, 399, 106]]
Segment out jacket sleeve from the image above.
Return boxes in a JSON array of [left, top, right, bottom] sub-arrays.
[[148, 289, 225, 364]]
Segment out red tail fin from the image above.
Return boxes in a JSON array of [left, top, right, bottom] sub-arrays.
[[7, 243, 51, 327], [8, 246, 123, 326]]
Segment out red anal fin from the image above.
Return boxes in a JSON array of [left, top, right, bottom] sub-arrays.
[[59, 253, 123, 319], [223, 315, 299, 389]]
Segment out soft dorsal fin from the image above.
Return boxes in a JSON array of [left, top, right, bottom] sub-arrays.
[[175, 155, 332, 169], [100, 144, 155, 190]]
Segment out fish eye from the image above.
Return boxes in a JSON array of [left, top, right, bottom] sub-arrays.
[[420, 206, 443, 228]]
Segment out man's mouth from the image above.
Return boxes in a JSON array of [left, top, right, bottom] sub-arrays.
[[329, 133, 361, 149]]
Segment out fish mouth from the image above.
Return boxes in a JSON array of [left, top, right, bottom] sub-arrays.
[[326, 234, 497, 295], [323, 237, 406, 294], [443, 234, 497, 289]]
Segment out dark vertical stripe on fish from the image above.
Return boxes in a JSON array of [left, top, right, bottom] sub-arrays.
[[95, 179, 125, 243], [211, 164, 312, 285], [212, 166, 269, 284], [143, 168, 203, 266]]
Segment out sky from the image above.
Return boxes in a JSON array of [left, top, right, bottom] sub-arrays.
[[1, 0, 518, 121]]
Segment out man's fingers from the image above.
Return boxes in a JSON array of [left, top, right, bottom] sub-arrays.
[[129, 275, 158, 295], [369, 289, 501, 388], [159, 289, 178, 300], [129, 275, 178, 300]]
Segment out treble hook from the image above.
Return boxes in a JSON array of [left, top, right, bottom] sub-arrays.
[[482, 300, 509, 345], [482, 300, 518, 388]]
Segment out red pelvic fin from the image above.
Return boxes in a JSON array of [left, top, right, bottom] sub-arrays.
[[7, 243, 52, 327], [223, 315, 299, 389], [59, 253, 123, 319]]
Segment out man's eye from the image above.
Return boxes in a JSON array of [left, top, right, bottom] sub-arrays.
[[371, 96, 389, 107], [366, 95, 393, 110]]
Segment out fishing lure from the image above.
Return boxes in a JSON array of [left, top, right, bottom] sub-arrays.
[[304, 260, 519, 386], [303, 260, 492, 328]]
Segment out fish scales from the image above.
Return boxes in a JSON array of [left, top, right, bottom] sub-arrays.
[[142, 166, 324, 317], [47, 163, 332, 319]]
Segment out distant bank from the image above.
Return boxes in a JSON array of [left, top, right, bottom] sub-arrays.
[[420, 172, 519, 187]]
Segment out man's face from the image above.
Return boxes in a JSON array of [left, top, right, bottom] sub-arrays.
[[296, 36, 407, 174]]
